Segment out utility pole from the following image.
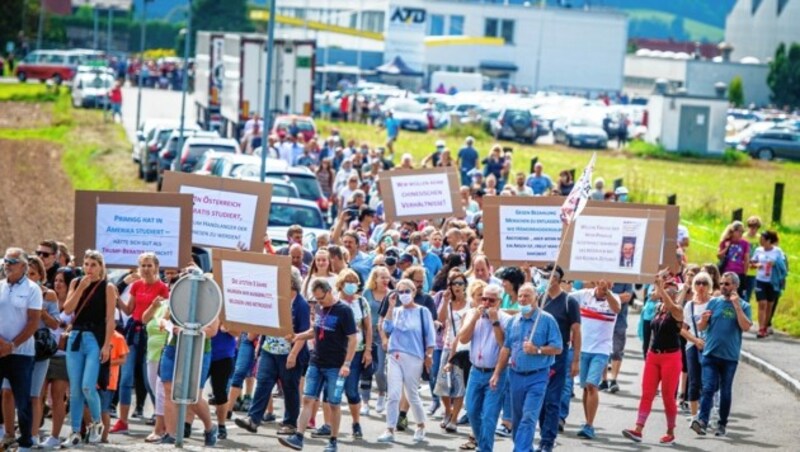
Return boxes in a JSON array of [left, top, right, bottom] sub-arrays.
[[36, 0, 44, 50], [259, 0, 278, 183], [106, 6, 113, 54], [176, 0, 193, 195], [93, 5, 99, 50], [135, 0, 150, 132]]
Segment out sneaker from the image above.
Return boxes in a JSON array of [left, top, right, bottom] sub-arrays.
[[109, 420, 128, 434], [427, 400, 440, 416], [622, 429, 642, 443], [445, 422, 458, 434], [217, 425, 227, 440], [495, 424, 512, 437], [690, 419, 707, 436], [376, 395, 386, 414], [599, 381, 609, 392], [159, 434, 176, 445], [323, 438, 338, 452], [679, 401, 690, 414], [184, 422, 192, 439], [263, 412, 277, 423], [660, 433, 676, 445], [278, 433, 304, 450], [88, 422, 104, 444], [311, 424, 332, 438], [204, 425, 219, 447], [360, 404, 370, 416], [413, 427, 426, 443], [396, 416, 408, 432], [577, 424, 596, 439], [133, 406, 144, 418], [715, 424, 727, 437], [457, 413, 470, 425], [608, 381, 620, 394], [61, 433, 82, 448], [352, 423, 363, 439], [41, 436, 62, 449], [757, 329, 768, 339], [241, 395, 253, 411], [235, 417, 259, 433], [558, 419, 566, 433], [376, 430, 395, 443], [233, 397, 244, 412]]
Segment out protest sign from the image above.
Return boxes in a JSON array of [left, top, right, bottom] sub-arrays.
[[74, 191, 193, 269], [161, 172, 272, 251], [379, 167, 461, 222], [559, 206, 666, 284], [483, 196, 565, 266], [211, 249, 292, 337]]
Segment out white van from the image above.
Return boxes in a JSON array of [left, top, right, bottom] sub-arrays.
[[71, 71, 115, 108]]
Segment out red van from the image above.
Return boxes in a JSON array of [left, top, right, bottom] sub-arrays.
[[14, 50, 81, 84]]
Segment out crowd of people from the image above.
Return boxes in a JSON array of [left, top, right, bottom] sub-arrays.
[[0, 131, 790, 452]]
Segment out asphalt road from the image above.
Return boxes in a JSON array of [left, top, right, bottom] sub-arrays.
[[35, 322, 799, 452]]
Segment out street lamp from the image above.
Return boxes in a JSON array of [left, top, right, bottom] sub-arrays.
[[259, 0, 278, 183], [135, 0, 151, 133], [176, 0, 192, 231]]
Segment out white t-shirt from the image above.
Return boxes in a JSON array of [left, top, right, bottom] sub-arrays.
[[343, 296, 370, 352], [0, 277, 44, 357], [752, 246, 784, 282], [444, 304, 470, 351], [682, 300, 710, 350], [572, 289, 618, 355]]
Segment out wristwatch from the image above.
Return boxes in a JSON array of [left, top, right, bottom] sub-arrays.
[[536, 346, 542, 355], [492, 320, 501, 327]]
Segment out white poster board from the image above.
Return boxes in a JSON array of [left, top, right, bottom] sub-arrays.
[[498, 205, 563, 262], [569, 216, 648, 275], [180, 186, 259, 249], [219, 260, 280, 329], [96, 204, 182, 268], [390, 172, 453, 218]]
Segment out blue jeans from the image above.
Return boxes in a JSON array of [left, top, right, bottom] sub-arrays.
[[304, 365, 343, 405], [539, 351, 567, 448], [466, 368, 505, 452], [510, 368, 549, 452], [686, 346, 703, 402], [119, 328, 148, 406], [560, 348, 574, 421], [66, 331, 102, 431], [230, 334, 257, 388], [249, 350, 305, 427], [0, 354, 34, 448], [344, 351, 364, 405], [698, 354, 738, 427], [429, 348, 442, 406]]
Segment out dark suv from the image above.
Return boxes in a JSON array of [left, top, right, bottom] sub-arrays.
[[491, 108, 543, 144], [745, 129, 800, 161]]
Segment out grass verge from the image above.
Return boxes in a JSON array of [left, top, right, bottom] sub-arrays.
[[317, 119, 800, 336]]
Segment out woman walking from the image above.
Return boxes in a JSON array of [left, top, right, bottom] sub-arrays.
[[434, 270, 470, 433], [141, 290, 170, 443], [361, 266, 392, 414], [681, 271, 713, 421], [62, 250, 117, 447], [622, 273, 683, 445], [717, 221, 750, 299], [751, 230, 787, 338], [377, 279, 435, 444]]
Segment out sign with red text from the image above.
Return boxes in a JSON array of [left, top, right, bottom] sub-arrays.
[[161, 172, 272, 251], [74, 191, 193, 270], [379, 167, 462, 222], [211, 250, 292, 337]]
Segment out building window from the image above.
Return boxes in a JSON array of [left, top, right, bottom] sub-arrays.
[[500, 19, 514, 44], [446, 65, 460, 72], [449, 15, 464, 35], [429, 14, 445, 36], [462, 67, 476, 73], [484, 18, 498, 38]]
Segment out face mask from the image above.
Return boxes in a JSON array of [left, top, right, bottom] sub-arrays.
[[343, 283, 358, 296], [520, 305, 533, 316], [477, 222, 484, 234], [399, 292, 413, 305], [537, 284, 547, 296], [420, 241, 431, 253], [432, 246, 442, 254]]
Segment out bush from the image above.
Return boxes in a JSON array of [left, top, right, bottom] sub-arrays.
[[627, 139, 750, 166]]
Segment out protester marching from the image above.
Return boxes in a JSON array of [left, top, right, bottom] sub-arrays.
[[0, 128, 790, 452]]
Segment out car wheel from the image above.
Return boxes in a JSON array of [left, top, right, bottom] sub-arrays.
[[53, 74, 63, 85], [567, 138, 574, 147], [757, 148, 774, 161], [138, 162, 144, 179], [16, 72, 27, 82]]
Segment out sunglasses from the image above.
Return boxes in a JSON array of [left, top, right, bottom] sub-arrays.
[[36, 251, 53, 258], [3, 257, 22, 265], [481, 296, 497, 303], [450, 281, 466, 287], [694, 281, 709, 286], [398, 289, 413, 295]]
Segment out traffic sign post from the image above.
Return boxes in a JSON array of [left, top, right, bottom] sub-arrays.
[[168, 269, 222, 448]]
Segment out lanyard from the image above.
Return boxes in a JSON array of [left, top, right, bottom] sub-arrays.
[[317, 307, 331, 341]]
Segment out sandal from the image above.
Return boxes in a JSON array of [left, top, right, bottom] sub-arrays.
[[277, 425, 297, 436], [145, 433, 163, 443], [459, 439, 477, 450]]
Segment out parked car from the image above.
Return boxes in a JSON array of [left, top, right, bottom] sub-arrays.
[[382, 98, 434, 131], [205, 154, 282, 179], [729, 121, 780, 149], [172, 136, 240, 173], [239, 176, 300, 198], [192, 151, 226, 176], [14, 50, 80, 84], [71, 71, 113, 108], [745, 129, 800, 161], [553, 118, 609, 149], [156, 129, 218, 188], [139, 122, 188, 182], [491, 108, 543, 144], [264, 166, 329, 215], [272, 115, 317, 142], [267, 197, 328, 248]]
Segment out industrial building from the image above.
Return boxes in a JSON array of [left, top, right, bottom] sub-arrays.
[[725, 0, 800, 62]]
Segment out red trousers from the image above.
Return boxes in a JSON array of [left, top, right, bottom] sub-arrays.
[[636, 350, 682, 429]]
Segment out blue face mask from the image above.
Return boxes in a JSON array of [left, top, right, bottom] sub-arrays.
[[477, 222, 484, 234], [537, 284, 547, 297], [520, 305, 533, 315], [343, 282, 358, 296], [420, 241, 431, 253]]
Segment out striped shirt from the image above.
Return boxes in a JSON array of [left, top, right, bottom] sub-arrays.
[[570, 289, 619, 355]]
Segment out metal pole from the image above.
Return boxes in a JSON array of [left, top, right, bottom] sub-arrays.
[[135, 0, 148, 132], [177, 0, 192, 166], [107, 7, 112, 54], [93, 6, 99, 50], [356, 0, 362, 83], [259, 0, 278, 183], [533, 4, 545, 92], [176, 272, 201, 449], [36, 0, 44, 50]]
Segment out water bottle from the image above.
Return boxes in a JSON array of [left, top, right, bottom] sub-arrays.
[[333, 375, 346, 402]]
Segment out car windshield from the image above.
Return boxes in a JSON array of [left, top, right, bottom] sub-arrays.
[[392, 102, 424, 114], [86, 77, 111, 88], [187, 145, 236, 161], [276, 119, 314, 131], [268, 203, 324, 229], [504, 110, 531, 120], [283, 175, 321, 201], [272, 184, 298, 198]]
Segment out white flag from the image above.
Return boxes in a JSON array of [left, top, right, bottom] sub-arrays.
[[559, 153, 596, 224]]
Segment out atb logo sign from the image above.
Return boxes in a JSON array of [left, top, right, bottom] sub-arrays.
[[390, 7, 426, 26]]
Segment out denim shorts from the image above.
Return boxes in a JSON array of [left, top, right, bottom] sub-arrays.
[[303, 364, 343, 406], [100, 389, 114, 414], [579, 352, 609, 388], [159, 345, 211, 385]]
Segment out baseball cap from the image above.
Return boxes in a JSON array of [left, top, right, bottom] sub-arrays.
[[615, 186, 629, 196], [435, 139, 446, 147], [399, 253, 414, 264]]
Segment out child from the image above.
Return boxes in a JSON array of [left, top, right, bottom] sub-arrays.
[[101, 330, 129, 443]]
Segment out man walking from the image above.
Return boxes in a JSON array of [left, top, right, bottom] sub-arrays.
[[279, 280, 357, 452], [458, 284, 510, 452], [691, 272, 752, 438], [492, 283, 562, 452], [457, 137, 479, 186], [0, 248, 43, 452]]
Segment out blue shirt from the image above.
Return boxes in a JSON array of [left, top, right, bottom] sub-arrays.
[[703, 297, 751, 362], [458, 146, 479, 171], [504, 310, 563, 372], [525, 174, 553, 195], [383, 306, 436, 360], [349, 251, 374, 284], [422, 252, 442, 290], [211, 331, 237, 361], [385, 117, 399, 138]]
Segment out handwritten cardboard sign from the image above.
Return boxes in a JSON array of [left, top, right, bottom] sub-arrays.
[[379, 167, 461, 222]]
